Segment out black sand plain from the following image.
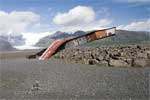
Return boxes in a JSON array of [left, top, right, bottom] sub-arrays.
[[0, 50, 149, 100]]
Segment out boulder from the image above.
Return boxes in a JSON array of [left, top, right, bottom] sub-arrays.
[[132, 58, 147, 67], [136, 45, 141, 49], [84, 59, 96, 65], [109, 59, 131, 67], [146, 50, 150, 59], [137, 52, 147, 58], [96, 60, 109, 66], [125, 58, 133, 65], [97, 55, 104, 61], [54, 44, 150, 67], [147, 53, 150, 59]]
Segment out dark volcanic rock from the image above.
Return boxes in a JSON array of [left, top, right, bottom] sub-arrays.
[[132, 58, 148, 67], [146, 50, 150, 59], [54, 44, 150, 67], [109, 59, 130, 67]]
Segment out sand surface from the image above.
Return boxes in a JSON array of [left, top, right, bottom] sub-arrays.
[[0, 50, 150, 100]]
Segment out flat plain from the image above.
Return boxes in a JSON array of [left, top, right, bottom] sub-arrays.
[[0, 50, 149, 100]]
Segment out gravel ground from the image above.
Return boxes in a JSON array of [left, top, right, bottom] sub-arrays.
[[0, 56, 150, 100]]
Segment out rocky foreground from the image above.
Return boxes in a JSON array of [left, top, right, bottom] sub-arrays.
[[1, 48, 149, 99], [54, 45, 150, 67]]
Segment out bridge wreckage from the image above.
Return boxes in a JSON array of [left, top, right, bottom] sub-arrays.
[[27, 27, 116, 60]]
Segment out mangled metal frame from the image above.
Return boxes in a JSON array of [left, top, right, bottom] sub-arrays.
[[27, 27, 116, 60]]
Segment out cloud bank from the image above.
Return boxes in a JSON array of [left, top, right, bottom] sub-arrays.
[[53, 6, 95, 26], [0, 10, 52, 46], [0, 6, 149, 47], [0, 11, 40, 36], [118, 19, 150, 31], [22, 32, 52, 46], [53, 6, 112, 32]]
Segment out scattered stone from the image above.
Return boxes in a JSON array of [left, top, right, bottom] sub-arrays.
[[125, 58, 133, 65], [137, 52, 147, 58], [97, 55, 104, 61], [148, 54, 150, 59], [146, 60, 150, 67], [146, 50, 150, 59], [109, 59, 130, 67], [84, 59, 95, 65], [96, 60, 109, 66], [31, 80, 41, 91], [132, 58, 147, 67], [54, 44, 150, 67], [137, 45, 141, 49], [26, 55, 36, 59]]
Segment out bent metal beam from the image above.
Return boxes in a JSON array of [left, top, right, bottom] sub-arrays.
[[39, 27, 116, 60]]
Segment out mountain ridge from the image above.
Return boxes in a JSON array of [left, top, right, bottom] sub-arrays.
[[0, 35, 25, 46], [35, 30, 86, 47], [0, 39, 17, 51], [35, 30, 150, 47]]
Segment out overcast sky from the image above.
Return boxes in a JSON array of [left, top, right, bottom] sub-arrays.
[[0, 0, 150, 45]]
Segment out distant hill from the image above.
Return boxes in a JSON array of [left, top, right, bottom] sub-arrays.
[[35, 30, 150, 47], [50, 30, 86, 39], [35, 31, 86, 47], [85, 30, 150, 46], [35, 36, 54, 47], [0, 35, 25, 46], [0, 39, 16, 51]]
